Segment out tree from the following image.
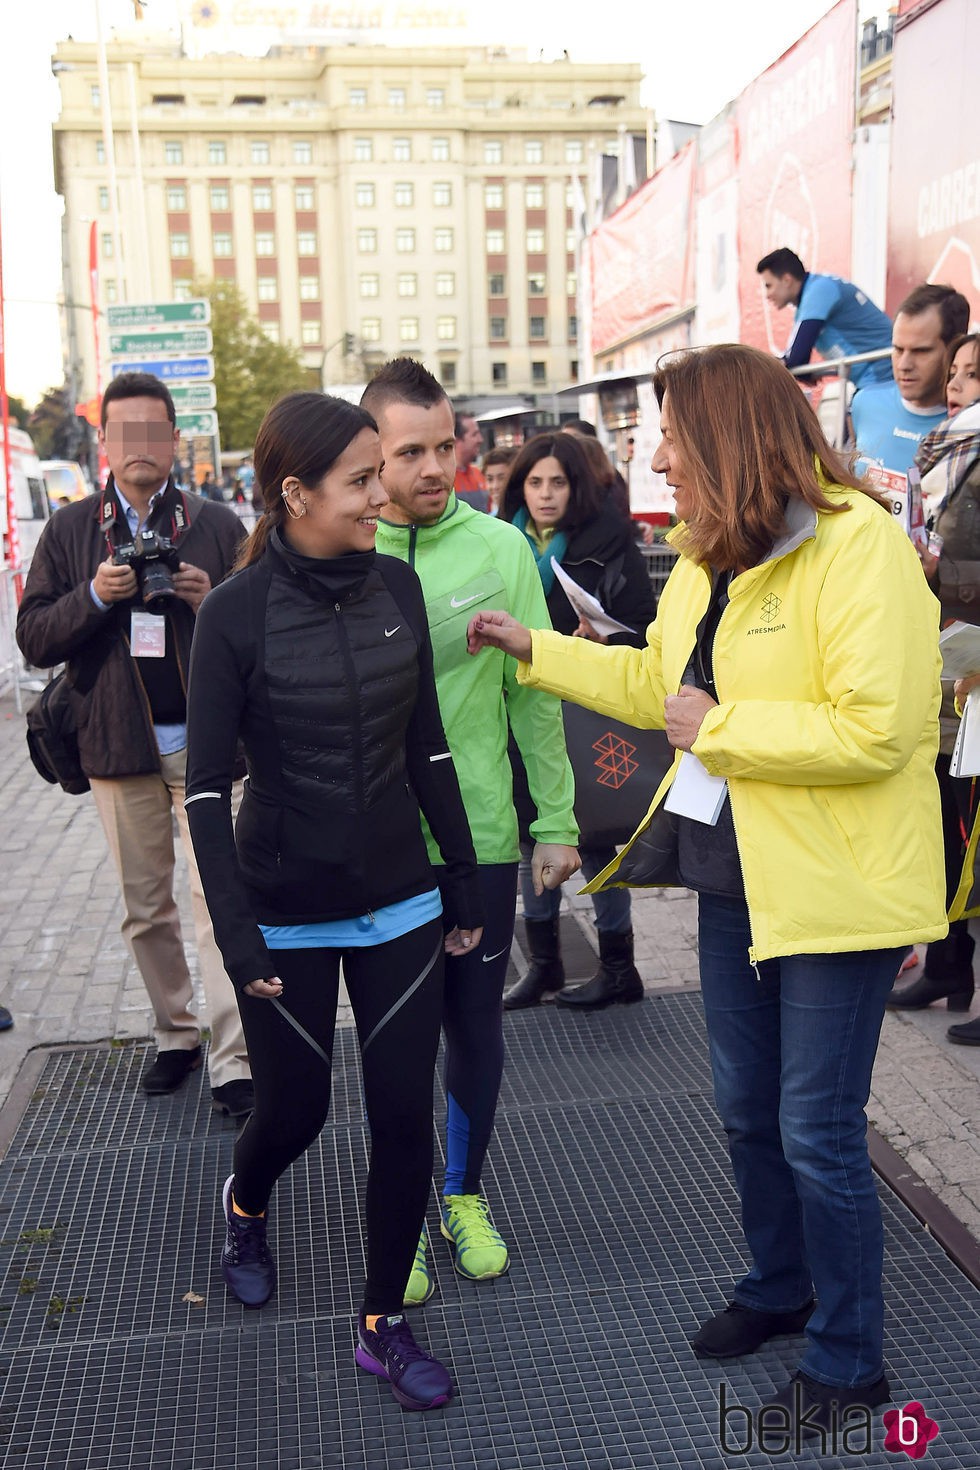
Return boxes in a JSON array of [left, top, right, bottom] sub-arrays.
[[28, 386, 88, 461], [5, 395, 30, 430], [191, 279, 313, 449]]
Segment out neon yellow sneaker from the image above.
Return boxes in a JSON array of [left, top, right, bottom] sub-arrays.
[[440, 1194, 510, 1280], [403, 1225, 435, 1307]]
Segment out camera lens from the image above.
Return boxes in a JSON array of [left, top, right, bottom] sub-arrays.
[[140, 560, 178, 612]]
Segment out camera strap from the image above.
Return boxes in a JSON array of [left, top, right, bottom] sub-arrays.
[[100, 478, 192, 557]]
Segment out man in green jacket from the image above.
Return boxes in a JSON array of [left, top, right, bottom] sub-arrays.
[[363, 359, 579, 1304]]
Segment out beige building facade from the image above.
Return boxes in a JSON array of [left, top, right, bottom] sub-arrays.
[[52, 36, 647, 401]]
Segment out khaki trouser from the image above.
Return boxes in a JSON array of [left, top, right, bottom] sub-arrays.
[[90, 748, 248, 1089]]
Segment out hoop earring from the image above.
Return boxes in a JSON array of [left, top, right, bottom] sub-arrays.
[[282, 491, 307, 520]]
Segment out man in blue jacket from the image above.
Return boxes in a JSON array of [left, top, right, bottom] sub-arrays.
[[757, 248, 893, 389]]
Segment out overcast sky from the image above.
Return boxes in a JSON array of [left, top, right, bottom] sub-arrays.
[[1, 0, 879, 402]]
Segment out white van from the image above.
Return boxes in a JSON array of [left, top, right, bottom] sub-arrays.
[[0, 426, 51, 569], [41, 459, 91, 508]]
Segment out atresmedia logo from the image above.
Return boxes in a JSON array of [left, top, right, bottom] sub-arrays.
[[719, 1385, 940, 1457]]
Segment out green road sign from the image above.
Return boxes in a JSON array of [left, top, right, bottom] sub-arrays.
[[176, 411, 218, 437], [169, 384, 217, 410], [106, 300, 211, 329], [109, 328, 213, 356]]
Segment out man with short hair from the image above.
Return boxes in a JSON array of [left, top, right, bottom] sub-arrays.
[[757, 247, 893, 389], [851, 284, 971, 476], [17, 372, 253, 1117], [453, 411, 490, 512], [363, 359, 578, 1303]]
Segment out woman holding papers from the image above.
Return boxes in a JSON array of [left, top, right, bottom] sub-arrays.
[[891, 332, 980, 1040], [465, 345, 947, 1433], [498, 432, 655, 1009]]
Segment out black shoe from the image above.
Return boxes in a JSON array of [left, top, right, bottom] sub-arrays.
[[555, 929, 644, 1009], [947, 1016, 980, 1046], [692, 1299, 815, 1359], [761, 1370, 890, 1439], [141, 1046, 202, 1095], [504, 918, 564, 1009], [211, 1079, 255, 1120], [221, 1175, 276, 1308], [0, 1007, 13, 1032], [886, 972, 974, 1010]]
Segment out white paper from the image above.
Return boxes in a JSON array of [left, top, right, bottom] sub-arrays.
[[939, 621, 980, 681], [950, 688, 980, 777], [663, 751, 729, 825], [550, 557, 635, 638]]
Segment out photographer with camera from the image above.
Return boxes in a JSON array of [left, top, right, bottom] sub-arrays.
[[16, 372, 253, 1116]]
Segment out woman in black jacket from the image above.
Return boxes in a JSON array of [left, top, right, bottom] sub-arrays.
[[500, 431, 655, 1009], [185, 393, 482, 1412]]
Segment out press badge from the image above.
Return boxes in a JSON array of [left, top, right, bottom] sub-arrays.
[[130, 610, 166, 658]]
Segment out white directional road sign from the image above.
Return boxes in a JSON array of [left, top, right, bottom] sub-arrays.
[[169, 384, 217, 410], [106, 300, 211, 329], [111, 357, 214, 381], [109, 329, 213, 356], [176, 412, 219, 437]]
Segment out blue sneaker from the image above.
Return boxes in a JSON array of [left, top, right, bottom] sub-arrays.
[[355, 1311, 452, 1411], [220, 1175, 276, 1308]]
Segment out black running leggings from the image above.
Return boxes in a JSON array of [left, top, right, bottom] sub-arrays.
[[232, 918, 444, 1315]]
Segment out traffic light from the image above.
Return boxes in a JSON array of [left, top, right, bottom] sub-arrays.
[[342, 332, 355, 356]]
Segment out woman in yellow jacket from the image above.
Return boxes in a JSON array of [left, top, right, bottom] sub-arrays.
[[466, 344, 947, 1437]]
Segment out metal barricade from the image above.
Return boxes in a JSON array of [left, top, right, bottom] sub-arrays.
[[790, 347, 892, 448], [640, 542, 680, 603]]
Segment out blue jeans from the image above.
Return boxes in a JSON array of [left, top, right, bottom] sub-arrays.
[[519, 845, 632, 934], [697, 892, 900, 1389]]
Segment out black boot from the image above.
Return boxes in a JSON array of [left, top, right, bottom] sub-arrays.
[[887, 928, 974, 1011], [947, 1016, 980, 1045], [504, 918, 564, 1009], [555, 929, 644, 1009]]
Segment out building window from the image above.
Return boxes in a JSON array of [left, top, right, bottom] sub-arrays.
[[299, 276, 320, 300], [397, 273, 418, 297], [492, 362, 508, 385], [399, 317, 420, 343], [489, 273, 505, 295], [252, 184, 273, 210], [164, 141, 182, 165], [354, 137, 373, 161], [255, 232, 275, 256], [565, 183, 576, 209], [489, 317, 507, 340], [262, 321, 280, 342], [251, 141, 270, 164], [565, 140, 584, 163], [349, 87, 367, 108], [566, 229, 577, 253], [105, 279, 117, 303], [210, 185, 230, 210], [169, 233, 189, 258], [529, 315, 547, 339], [301, 321, 322, 344], [355, 182, 375, 207], [166, 185, 186, 211], [388, 87, 406, 109], [526, 228, 545, 253], [431, 137, 450, 162], [426, 88, 445, 108], [393, 137, 411, 162], [570, 358, 579, 380], [568, 314, 578, 341], [257, 277, 278, 302], [358, 228, 377, 253], [525, 183, 545, 208], [394, 182, 414, 208], [295, 184, 314, 209], [99, 186, 110, 211], [435, 271, 455, 297], [173, 280, 191, 302], [96, 139, 106, 165], [484, 140, 503, 165], [528, 273, 546, 296], [362, 318, 381, 342], [525, 140, 544, 164], [91, 84, 101, 108], [209, 141, 227, 164], [567, 271, 577, 296], [484, 184, 504, 209], [297, 232, 317, 256], [101, 232, 114, 259], [434, 227, 454, 252], [213, 232, 233, 257], [293, 140, 313, 164], [359, 273, 380, 297], [486, 229, 505, 253], [433, 182, 452, 207], [532, 360, 547, 384], [436, 316, 456, 341], [396, 228, 416, 253], [440, 361, 457, 388]]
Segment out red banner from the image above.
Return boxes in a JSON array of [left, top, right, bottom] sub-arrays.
[[886, 0, 980, 318], [736, 0, 858, 355], [0, 192, 23, 588], [589, 142, 696, 356]]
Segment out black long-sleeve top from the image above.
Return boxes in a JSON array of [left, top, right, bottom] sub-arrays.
[[185, 531, 482, 989]]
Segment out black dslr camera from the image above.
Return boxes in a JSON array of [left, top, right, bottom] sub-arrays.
[[113, 528, 182, 613]]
